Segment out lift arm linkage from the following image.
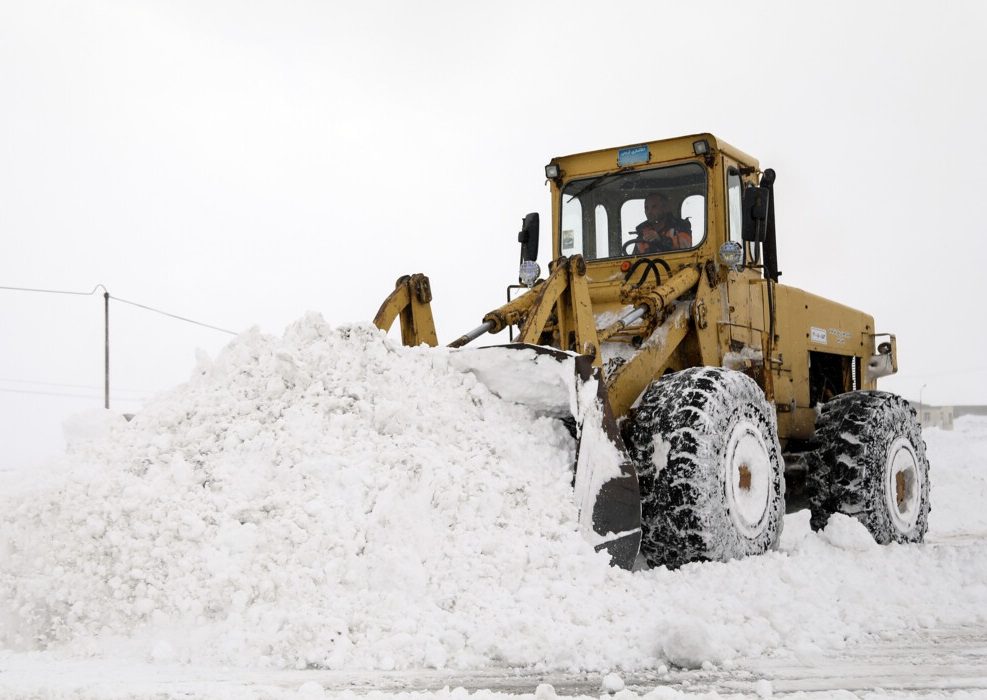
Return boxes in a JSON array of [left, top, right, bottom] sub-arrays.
[[515, 256, 601, 364], [373, 273, 439, 347]]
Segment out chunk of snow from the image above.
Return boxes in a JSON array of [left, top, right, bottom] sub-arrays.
[[660, 621, 726, 669], [820, 513, 878, 552], [601, 672, 625, 693], [534, 683, 557, 700]]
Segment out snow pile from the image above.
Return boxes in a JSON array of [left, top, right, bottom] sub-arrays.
[[1, 316, 987, 676], [1, 317, 626, 669]]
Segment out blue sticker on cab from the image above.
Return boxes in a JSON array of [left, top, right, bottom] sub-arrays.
[[617, 145, 649, 167]]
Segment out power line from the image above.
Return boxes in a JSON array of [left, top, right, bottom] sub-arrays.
[[0, 283, 106, 296], [1, 283, 238, 336], [1, 282, 237, 410], [1, 283, 240, 410], [109, 295, 237, 335]]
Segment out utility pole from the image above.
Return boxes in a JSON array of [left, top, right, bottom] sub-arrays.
[[104, 291, 110, 409]]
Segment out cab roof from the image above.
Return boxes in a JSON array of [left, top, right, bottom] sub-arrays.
[[549, 133, 759, 179]]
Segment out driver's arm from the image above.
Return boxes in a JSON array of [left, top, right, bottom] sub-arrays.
[[669, 229, 692, 248]]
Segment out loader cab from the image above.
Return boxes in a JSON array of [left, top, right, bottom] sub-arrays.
[[558, 162, 707, 261]]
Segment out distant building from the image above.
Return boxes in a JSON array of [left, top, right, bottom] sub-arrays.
[[910, 403, 955, 430], [952, 405, 987, 418]]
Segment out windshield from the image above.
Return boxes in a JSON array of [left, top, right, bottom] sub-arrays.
[[560, 162, 706, 260]]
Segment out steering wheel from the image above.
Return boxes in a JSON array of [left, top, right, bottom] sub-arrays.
[[623, 237, 645, 255]]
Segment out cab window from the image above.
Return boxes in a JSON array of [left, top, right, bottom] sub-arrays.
[[560, 162, 706, 260], [561, 198, 582, 255], [727, 168, 743, 243]]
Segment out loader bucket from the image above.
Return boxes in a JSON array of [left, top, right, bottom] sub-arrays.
[[448, 343, 642, 569]]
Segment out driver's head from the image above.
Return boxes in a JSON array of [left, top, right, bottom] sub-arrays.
[[644, 192, 670, 222]]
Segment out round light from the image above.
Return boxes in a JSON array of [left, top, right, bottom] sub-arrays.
[[544, 164, 560, 179], [719, 241, 743, 270], [519, 260, 541, 287]]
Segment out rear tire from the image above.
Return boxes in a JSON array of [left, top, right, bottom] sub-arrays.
[[806, 391, 930, 543], [625, 367, 785, 569]]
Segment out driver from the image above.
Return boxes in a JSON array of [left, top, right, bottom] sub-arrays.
[[634, 192, 692, 254]]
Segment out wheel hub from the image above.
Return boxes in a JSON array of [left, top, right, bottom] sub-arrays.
[[885, 436, 923, 532], [738, 465, 752, 490], [724, 419, 773, 538]]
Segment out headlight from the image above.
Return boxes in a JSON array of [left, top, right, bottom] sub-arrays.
[[519, 260, 541, 287], [719, 241, 743, 270]]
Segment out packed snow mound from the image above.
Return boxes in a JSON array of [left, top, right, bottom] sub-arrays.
[[0, 317, 602, 669], [2, 317, 987, 675]]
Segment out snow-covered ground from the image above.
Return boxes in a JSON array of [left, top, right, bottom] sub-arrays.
[[1, 317, 985, 698]]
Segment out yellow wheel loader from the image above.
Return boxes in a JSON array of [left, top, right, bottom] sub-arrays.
[[374, 134, 930, 570]]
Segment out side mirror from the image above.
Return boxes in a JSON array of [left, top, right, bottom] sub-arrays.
[[518, 212, 539, 261], [741, 186, 770, 242]]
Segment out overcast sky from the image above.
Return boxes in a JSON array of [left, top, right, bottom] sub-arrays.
[[2, 0, 985, 468]]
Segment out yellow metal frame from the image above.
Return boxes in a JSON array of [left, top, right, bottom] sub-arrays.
[[374, 133, 895, 444]]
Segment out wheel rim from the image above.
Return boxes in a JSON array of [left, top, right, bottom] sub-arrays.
[[724, 419, 773, 538], [885, 436, 923, 532]]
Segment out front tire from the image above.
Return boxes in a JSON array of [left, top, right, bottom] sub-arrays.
[[625, 367, 785, 569], [806, 391, 930, 543]]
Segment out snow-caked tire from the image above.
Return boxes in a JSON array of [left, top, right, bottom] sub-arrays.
[[806, 391, 930, 543], [625, 367, 785, 569]]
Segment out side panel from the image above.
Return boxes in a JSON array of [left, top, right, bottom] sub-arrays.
[[769, 284, 876, 439], [726, 270, 768, 349], [719, 270, 771, 403]]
